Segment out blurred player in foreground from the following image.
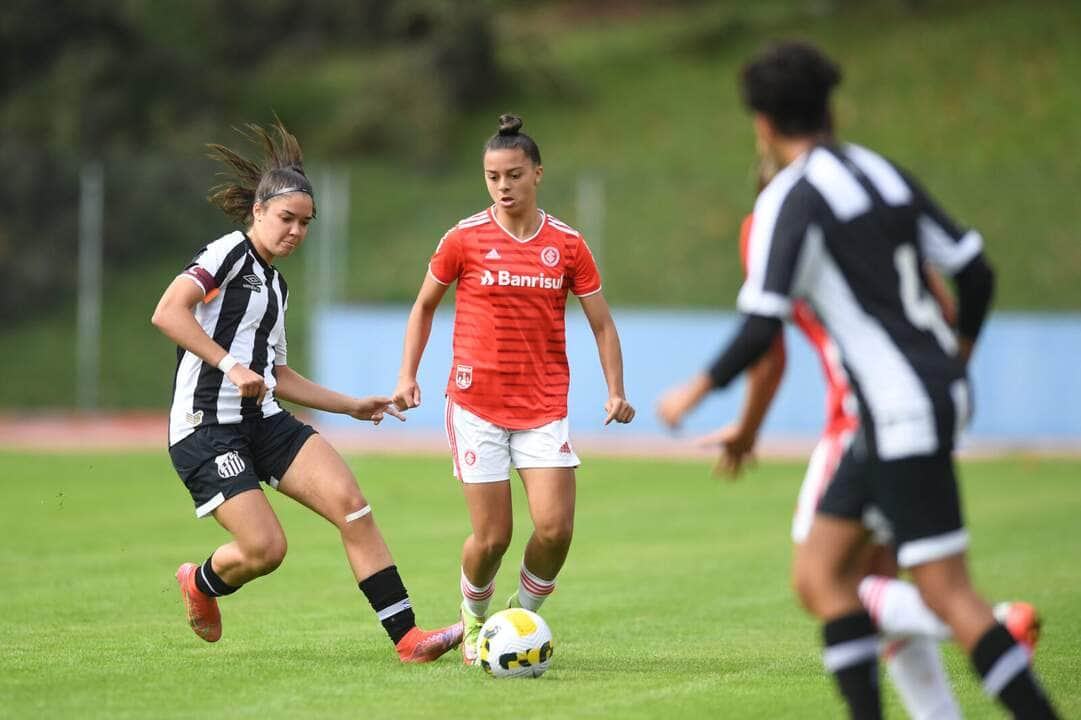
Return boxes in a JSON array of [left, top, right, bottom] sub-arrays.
[[152, 120, 462, 662], [393, 114, 635, 665], [660, 42, 1056, 718], [660, 157, 1039, 719]]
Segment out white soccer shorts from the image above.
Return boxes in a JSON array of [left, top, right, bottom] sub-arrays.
[[443, 398, 581, 483], [789, 427, 888, 545]]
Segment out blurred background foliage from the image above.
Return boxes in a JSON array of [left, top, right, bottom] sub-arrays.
[[1, 0, 1079, 408]]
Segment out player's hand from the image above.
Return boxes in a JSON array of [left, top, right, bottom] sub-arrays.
[[656, 375, 711, 429], [227, 364, 267, 405], [392, 378, 421, 411], [349, 395, 406, 425], [696, 422, 757, 480], [603, 396, 635, 425]]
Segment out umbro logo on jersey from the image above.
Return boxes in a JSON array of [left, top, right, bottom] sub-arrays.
[[485, 248, 501, 260], [242, 274, 263, 292], [214, 450, 246, 479]]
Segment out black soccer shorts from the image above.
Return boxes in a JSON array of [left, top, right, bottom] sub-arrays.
[[168, 411, 317, 518], [817, 425, 967, 568]]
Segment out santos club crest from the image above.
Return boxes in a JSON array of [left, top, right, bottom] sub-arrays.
[[456, 364, 473, 390], [215, 451, 246, 479]]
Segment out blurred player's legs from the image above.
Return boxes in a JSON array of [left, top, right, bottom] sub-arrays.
[[794, 430, 960, 718]]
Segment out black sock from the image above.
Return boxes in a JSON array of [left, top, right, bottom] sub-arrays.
[[823, 611, 881, 720], [358, 565, 416, 645], [972, 624, 1058, 719], [193, 554, 239, 597]]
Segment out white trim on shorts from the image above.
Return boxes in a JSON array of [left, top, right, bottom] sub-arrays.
[[195, 491, 226, 518], [443, 397, 581, 484], [791, 429, 851, 543], [897, 528, 969, 568]]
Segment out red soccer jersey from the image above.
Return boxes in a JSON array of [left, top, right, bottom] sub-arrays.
[[428, 207, 602, 429], [739, 214, 858, 436]]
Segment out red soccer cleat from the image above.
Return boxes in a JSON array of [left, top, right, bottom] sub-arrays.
[[396, 622, 464, 663], [176, 562, 222, 643], [994, 601, 1041, 657]]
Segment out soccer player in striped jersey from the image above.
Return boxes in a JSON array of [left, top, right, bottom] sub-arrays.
[[152, 120, 462, 662], [661, 156, 974, 718], [664, 43, 1057, 718], [392, 114, 635, 665]]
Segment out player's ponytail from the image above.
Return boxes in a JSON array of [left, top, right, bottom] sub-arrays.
[[206, 119, 316, 225], [484, 113, 541, 165]]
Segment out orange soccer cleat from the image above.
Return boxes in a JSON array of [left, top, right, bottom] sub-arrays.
[[995, 601, 1041, 657], [176, 562, 222, 643], [396, 622, 464, 664]]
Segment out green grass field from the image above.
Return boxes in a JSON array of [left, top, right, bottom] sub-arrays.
[[2, 451, 1078, 718]]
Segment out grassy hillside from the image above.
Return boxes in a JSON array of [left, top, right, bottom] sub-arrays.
[[3, 0, 1079, 409]]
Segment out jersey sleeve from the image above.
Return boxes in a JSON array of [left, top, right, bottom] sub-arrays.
[[569, 237, 602, 297], [737, 185, 816, 318], [428, 227, 463, 285], [182, 235, 247, 303], [906, 172, 983, 276]]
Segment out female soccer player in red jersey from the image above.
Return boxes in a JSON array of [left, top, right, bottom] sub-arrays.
[[152, 120, 461, 662], [393, 114, 635, 665]]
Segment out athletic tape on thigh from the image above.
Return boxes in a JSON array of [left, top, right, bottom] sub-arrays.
[[345, 505, 372, 523]]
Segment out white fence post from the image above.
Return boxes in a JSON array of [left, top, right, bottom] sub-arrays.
[[76, 161, 104, 411]]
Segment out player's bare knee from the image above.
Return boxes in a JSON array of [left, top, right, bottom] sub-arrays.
[[792, 564, 819, 614], [476, 529, 512, 559], [340, 497, 372, 529], [248, 533, 287, 575], [534, 519, 573, 550]]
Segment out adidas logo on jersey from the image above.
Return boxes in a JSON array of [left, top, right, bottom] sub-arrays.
[[480, 269, 564, 289], [485, 248, 501, 260], [559, 441, 572, 454]]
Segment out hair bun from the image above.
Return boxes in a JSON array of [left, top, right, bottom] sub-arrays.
[[498, 114, 523, 136]]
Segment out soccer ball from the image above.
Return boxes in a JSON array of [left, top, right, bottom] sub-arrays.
[[477, 608, 554, 678]]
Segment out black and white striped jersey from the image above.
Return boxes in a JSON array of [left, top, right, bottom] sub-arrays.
[[169, 231, 289, 446], [739, 143, 983, 460]]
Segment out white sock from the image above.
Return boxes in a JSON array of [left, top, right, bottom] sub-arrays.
[[517, 564, 555, 611], [884, 637, 962, 720], [460, 568, 494, 618], [859, 575, 951, 641]]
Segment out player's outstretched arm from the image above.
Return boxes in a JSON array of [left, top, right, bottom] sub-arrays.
[[151, 275, 267, 404], [697, 334, 786, 479], [579, 291, 634, 425], [393, 274, 449, 411], [274, 365, 404, 425]]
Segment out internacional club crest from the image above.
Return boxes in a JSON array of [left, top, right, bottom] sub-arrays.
[[540, 246, 560, 267], [456, 364, 473, 390]]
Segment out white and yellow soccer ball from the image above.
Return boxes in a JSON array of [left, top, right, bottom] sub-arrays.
[[477, 608, 554, 678]]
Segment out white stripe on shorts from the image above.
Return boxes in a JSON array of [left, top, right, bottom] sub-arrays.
[[897, 528, 969, 568], [195, 492, 226, 518]]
